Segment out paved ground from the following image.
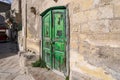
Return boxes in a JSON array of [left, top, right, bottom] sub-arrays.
[[0, 42, 31, 80]]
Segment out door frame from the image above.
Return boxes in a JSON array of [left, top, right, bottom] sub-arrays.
[[40, 6, 70, 77]]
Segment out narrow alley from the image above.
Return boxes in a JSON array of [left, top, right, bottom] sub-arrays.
[[0, 42, 31, 80]]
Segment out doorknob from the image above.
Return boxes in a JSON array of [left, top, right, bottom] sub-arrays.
[[50, 40, 55, 45]]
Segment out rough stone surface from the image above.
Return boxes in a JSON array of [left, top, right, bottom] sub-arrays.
[[19, 0, 120, 80], [109, 20, 120, 33], [98, 5, 113, 19], [77, 40, 120, 80], [27, 67, 65, 80], [88, 20, 110, 33], [0, 42, 32, 80], [114, 2, 120, 17], [71, 70, 101, 80], [19, 52, 65, 80]]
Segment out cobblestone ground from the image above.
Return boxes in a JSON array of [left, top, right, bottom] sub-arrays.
[[0, 42, 31, 80]]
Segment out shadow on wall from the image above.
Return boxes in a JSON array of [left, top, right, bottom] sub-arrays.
[[17, 23, 22, 31]]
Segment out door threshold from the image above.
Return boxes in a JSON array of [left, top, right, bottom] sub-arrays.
[[52, 69, 66, 78]]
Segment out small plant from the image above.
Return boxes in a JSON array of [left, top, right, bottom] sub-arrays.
[[32, 58, 47, 68], [65, 76, 69, 80]]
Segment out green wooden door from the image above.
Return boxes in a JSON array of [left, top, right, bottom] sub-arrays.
[[42, 11, 52, 68], [42, 9, 66, 72], [52, 10, 66, 72]]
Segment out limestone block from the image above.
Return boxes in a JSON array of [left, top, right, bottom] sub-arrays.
[[26, 38, 40, 55], [78, 34, 88, 41], [70, 24, 80, 32], [114, 2, 120, 17], [98, 5, 113, 19], [109, 33, 120, 41], [85, 8, 99, 21], [109, 20, 120, 33], [70, 32, 79, 41], [88, 20, 110, 33], [111, 0, 120, 4], [68, 1, 81, 15], [88, 33, 110, 41], [70, 50, 80, 68], [93, 0, 113, 7], [93, 0, 100, 7], [70, 41, 79, 50], [78, 40, 91, 54], [100, 0, 113, 5], [27, 26, 38, 38], [81, 23, 92, 33], [80, 34, 120, 48], [73, 3, 81, 14], [71, 12, 87, 24], [80, 0, 94, 11]]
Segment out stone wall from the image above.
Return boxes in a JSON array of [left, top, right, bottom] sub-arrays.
[[22, 0, 120, 80], [11, 0, 19, 13], [11, 0, 22, 24], [23, 0, 41, 54], [69, 0, 120, 80]]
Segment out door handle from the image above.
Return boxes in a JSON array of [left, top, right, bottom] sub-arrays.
[[50, 40, 55, 45]]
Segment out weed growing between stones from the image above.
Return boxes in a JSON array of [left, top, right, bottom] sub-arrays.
[[65, 76, 69, 80], [32, 58, 47, 68]]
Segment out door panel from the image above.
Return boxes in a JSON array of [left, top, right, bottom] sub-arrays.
[[42, 11, 52, 68], [52, 10, 66, 72], [54, 52, 65, 71]]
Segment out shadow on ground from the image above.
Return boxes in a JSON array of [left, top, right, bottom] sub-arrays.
[[0, 41, 19, 59]]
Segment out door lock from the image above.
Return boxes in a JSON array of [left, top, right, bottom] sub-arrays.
[[50, 40, 55, 45]]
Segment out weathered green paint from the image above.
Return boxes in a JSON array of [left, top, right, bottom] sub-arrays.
[[40, 6, 66, 16], [52, 10, 66, 71], [42, 11, 52, 67], [42, 9, 66, 72]]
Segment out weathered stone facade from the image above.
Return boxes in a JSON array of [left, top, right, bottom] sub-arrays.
[[11, 0, 22, 24], [18, 0, 120, 80], [10, 0, 23, 52]]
